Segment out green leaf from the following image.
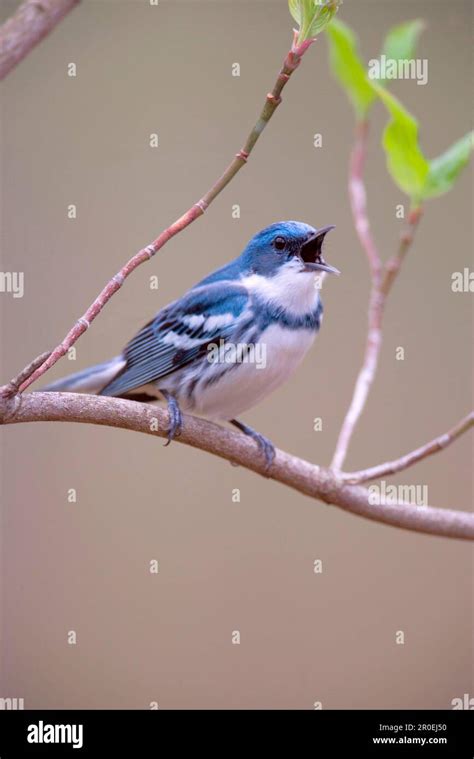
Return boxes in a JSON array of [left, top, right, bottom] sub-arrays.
[[326, 18, 425, 118], [323, 16, 470, 205], [288, 0, 303, 26], [308, 2, 339, 37], [326, 18, 376, 120], [372, 83, 429, 204], [289, 1, 341, 47], [381, 19, 425, 64], [422, 132, 474, 200]]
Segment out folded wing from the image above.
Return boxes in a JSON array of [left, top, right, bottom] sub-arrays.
[[100, 282, 249, 397]]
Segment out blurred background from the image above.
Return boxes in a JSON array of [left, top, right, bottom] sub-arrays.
[[0, 0, 472, 709]]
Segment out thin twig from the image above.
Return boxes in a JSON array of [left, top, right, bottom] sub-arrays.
[[19, 38, 314, 393], [347, 120, 382, 281], [0, 0, 80, 81], [0, 351, 51, 399], [381, 206, 423, 297], [331, 119, 423, 472], [0, 391, 472, 541], [343, 412, 474, 483]]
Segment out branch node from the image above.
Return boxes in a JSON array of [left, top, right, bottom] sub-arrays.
[[235, 149, 249, 163], [266, 92, 282, 106], [0, 391, 22, 423], [0, 351, 51, 405]]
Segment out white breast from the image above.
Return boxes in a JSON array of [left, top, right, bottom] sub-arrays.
[[157, 262, 323, 420], [190, 323, 317, 421]]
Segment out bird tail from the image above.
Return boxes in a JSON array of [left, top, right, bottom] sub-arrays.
[[40, 356, 126, 395]]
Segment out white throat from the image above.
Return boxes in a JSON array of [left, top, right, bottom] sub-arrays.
[[241, 260, 321, 316]]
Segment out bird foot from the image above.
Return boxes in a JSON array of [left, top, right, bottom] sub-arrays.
[[230, 419, 276, 473], [161, 391, 183, 445]]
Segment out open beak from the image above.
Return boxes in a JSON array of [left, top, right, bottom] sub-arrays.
[[300, 225, 340, 275]]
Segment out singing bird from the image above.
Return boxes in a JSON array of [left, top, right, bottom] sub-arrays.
[[43, 221, 339, 468]]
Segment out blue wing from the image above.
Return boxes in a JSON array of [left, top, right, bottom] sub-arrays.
[[100, 282, 249, 397]]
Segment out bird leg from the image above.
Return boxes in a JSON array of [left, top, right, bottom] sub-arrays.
[[160, 390, 183, 446], [230, 419, 276, 472]]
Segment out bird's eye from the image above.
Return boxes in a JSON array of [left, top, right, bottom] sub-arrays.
[[273, 236, 286, 250]]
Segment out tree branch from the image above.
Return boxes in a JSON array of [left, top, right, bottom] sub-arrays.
[[0, 391, 472, 541], [0, 0, 80, 81], [18, 38, 313, 393], [380, 207, 423, 297], [347, 120, 382, 281], [0, 351, 51, 399], [331, 120, 423, 472], [343, 412, 474, 484]]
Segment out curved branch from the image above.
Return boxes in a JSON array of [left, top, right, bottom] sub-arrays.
[[1, 391, 473, 541], [0, 0, 80, 81], [343, 412, 474, 484]]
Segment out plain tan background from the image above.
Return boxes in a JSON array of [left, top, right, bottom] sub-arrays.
[[1, 0, 472, 709]]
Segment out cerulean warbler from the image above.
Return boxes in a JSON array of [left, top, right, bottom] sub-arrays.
[[43, 221, 340, 468]]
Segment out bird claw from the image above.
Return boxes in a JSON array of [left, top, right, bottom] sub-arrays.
[[231, 419, 276, 474], [253, 432, 276, 473]]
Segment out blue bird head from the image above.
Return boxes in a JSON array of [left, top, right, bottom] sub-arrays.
[[241, 221, 339, 277]]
